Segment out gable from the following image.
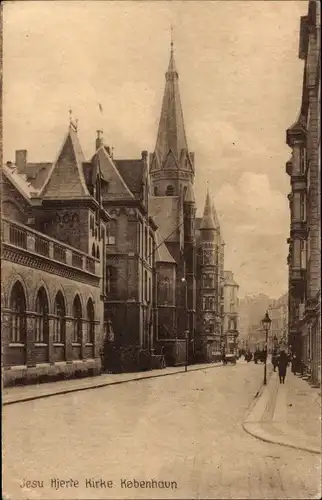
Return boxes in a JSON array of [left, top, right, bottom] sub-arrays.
[[162, 150, 178, 171], [41, 128, 90, 200], [96, 147, 134, 201]]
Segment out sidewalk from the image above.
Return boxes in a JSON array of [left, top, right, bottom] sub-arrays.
[[243, 370, 321, 454], [2, 362, 223, 406]]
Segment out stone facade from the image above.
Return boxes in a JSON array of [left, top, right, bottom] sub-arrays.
[[195, 192, 224, 362], [286, 0, 321, 386], [223, 271, 239, 355]]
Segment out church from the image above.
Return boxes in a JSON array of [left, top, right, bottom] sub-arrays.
[[1, 42, 237, 385]]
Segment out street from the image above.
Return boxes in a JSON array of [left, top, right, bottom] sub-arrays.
[[3, 362, 321, 500]]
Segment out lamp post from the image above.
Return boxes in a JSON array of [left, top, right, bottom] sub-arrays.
[[262, 311, 272, 385]]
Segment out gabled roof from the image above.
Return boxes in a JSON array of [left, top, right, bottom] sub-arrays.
[[40, 125, 91, 199], [155, 230, 176, 264], [95, 147, 134, 200], [154, 44, 189, 166], [149, 196, 182, 244], [2, 163, 37, 200], [114, 159, 144, 197], [200, 190, 216, 230], [26, 163, 52, 190]]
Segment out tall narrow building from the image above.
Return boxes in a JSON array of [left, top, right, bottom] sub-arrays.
[[149, 40, 197, 364], [196, 191, 222, 362]]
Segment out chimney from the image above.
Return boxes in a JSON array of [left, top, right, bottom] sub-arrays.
[[15, 150, 27, 174], [95, 130, 103, 151]]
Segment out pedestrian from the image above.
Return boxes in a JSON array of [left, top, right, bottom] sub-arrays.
[[291, 353, 297, 374], [278, 349, 289, 384]]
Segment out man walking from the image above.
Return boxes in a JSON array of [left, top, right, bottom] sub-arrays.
[[278, 349, 289, 384]]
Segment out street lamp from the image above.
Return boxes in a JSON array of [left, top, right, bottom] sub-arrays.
[[262, 311, 272, 385]]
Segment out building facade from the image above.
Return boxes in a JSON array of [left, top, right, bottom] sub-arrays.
[[1, 123, 108, 386], [268, 293, 288, 346], [195, 192, 224, 362], [286, 0, 321, 386], [223, 271, 239, 355], [1, 41, 231, 383]]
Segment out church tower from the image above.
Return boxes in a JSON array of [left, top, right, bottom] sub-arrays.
[[149, 40, 195, 198], [149, 39, 197, 361]]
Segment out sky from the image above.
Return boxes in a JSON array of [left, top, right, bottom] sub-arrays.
[[3, 0, 308, 298]]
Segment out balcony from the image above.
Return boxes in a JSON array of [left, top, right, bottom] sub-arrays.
[[2, 218, 100, 281], [290, 267, 306, 285], [290, 220, 308, 236], [286, 160, 292, 176]]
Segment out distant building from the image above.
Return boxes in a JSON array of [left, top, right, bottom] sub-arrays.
[[223, 271, 239, 354], [268, 293, 288, 346], [286, 0, 320, 386]]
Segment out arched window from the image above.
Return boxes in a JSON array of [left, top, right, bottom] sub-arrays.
[[53, 292, 66, 343], [10, 281, 26, 343], [183, 186, 187, 198], [92, 243, 96, 257], [166, 185, 174, 196], [106, 266, 117, 295], [154, 187, 158, 196], [96, 246, 100, 259], [86, 298, 95, 344], [35, 287, 49, 343], [72, 295, 82, 343]]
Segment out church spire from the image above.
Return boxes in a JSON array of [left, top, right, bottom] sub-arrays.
[[153, 38, 188, 166], [200, 190, 216, 230]]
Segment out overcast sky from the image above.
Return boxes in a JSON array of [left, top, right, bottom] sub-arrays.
[[3, 0, 308, 298]]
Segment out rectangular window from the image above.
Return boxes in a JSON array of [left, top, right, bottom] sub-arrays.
[[144, 271, 148, 301], [300, 192, 307, 222], [106, 220, 116, 245]]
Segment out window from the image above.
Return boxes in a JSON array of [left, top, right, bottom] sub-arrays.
[[300, 192, 307, 222], [300, 240, 307, 269], [183, 186, 187, 198], [10, 281, 26, 343], [202, 296, 215, 310], [107, 220, 116, 245], [203, 273, 214, 288], [53, 292, 66, 343], [86, 298, 95, 344], [300, 148, 306, 174], [144, 271, 148, 301], [106, 266, 117, 295], [96, 246, 100, 259], [162, 277, 171, 303], [35, 287, 49, 343], [92, 243, 96, 257], [166, 185, 174, 196], [145, 227, 148, 259], [154, 187, 158, 195], [72, 295, 82, 344]]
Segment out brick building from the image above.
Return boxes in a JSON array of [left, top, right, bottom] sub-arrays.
[[1, 122, 108, 386], [194, 192, 223, 361], [149, 42, 198, 365], [286, 0, 320, 386], [1, 41, 230, 382]]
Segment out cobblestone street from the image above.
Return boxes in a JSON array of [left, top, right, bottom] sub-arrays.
[[3, 362, 321, 499]]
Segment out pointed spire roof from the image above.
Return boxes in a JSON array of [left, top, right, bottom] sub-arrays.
[[184, 183, 195, 203], [154, 41, 188, 166], [40, 124, 90, 199], [200, 190, 216, 230], [211, 202, 220, 230]]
